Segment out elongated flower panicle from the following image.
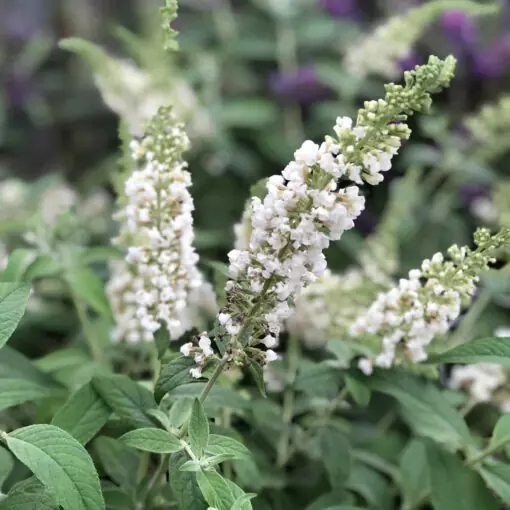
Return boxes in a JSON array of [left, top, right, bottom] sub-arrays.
[[352, 228, 510, 375], [213, 56, 456, 362], [344, 0, 495, 79], [108, 106, 202, 342], [465, 95, 510, 163]]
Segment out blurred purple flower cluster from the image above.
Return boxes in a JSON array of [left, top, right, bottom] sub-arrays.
[[269, 67, 331, 105], [319, 0, 358, 19]]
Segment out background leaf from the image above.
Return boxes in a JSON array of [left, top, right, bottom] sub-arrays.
[[92, 374, 156, 429], [169, 451, 207, 510], [319, 426, 351, 490], [0, 477, 58, 510], [428, 337, 510, 366], [154, 356, 197, 403], [51, 382, 110, 444]]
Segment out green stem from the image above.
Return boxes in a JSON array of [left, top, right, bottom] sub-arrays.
[[276, 19, 304, 146], [276, 334, 300, 467], [143, 355, 230, 506]]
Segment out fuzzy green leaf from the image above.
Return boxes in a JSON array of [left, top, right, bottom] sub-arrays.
[[154, 356, 197, 403], [319, 427, 351, 489], [169, 451, 207, 510], [478, 461, 510, 505], [154, 328, 171, 360], [489, 414, 510, 451], [51, 382, 110, 445], [205, 434, 251, 461], [0, 283, 31, 350], [189, 399, 209, 457], [0, 477, 58, 510], [6, 424, 104, 510], [196, 470, 236, 510], [101, 487, 132, 510], [92, 374, 156, 429], [119, 428, 182, 454], [427, 442, 499, 510], [231, 493, 257, 510], [428, 337, 510, 367]]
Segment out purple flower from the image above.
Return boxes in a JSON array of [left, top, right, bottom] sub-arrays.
[[269, 67, 331, 105], [398, 51, 424, 72], [440, 10, 477, 48], [5, 73, 37, 108], [474, 37, 510, 78], [459, 184, 490, 210], [319, 0, 357, 19]]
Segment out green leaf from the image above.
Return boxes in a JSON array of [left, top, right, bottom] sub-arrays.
[[102, 487, 132, 510], [319, 427, 351, 489], [399, 440, 430, 509], [0, 447, 14, 490], [169, 451, 207, 510], [219, 99, 278, 128], [1, 249, 37, 282], [147, 409, 171, 430], [51, 382, 110, 444], [189, 399, 209, 457], [92, 374, 156, 429], [346, 463, 391, 508], [428, 337, 510, 366], [478, 461, 510, 504], [366, 371, 472, 450], [205, 434, 251, 461], [489, 414, 510, 452], [426, 442, 499, 510], [248, 362, 266, 398], [154, 328, 171, 360], [0, 477, 58, 510], [6, 424, 104, 510], [179, 460, 202, 472], [232, 493, 257, 510], [226, 480, 254, 510], [23, 255, 62, 281], [344, 375, 371, 407], [119, 428, 182, 454], [65, 267, 111, 319], [154, 356, 197, 403], [0, 283, 31, 349], [196, 470, 235, 510], [0, 379, 60, 412], [93, 436, 139, 488]]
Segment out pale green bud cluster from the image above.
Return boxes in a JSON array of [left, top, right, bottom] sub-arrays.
[[344, 0, 497, 79], [465, 96, 510, 163]]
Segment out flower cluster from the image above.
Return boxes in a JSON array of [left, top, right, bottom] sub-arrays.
[[286, 268, 389, 348], [217, 57, 456, 359], [465, 95, 510, 163], [449, 327, 510, 409], [107, 106, 202, 343], [351, 228, 510, 375], [181, 332, 216, 379]]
